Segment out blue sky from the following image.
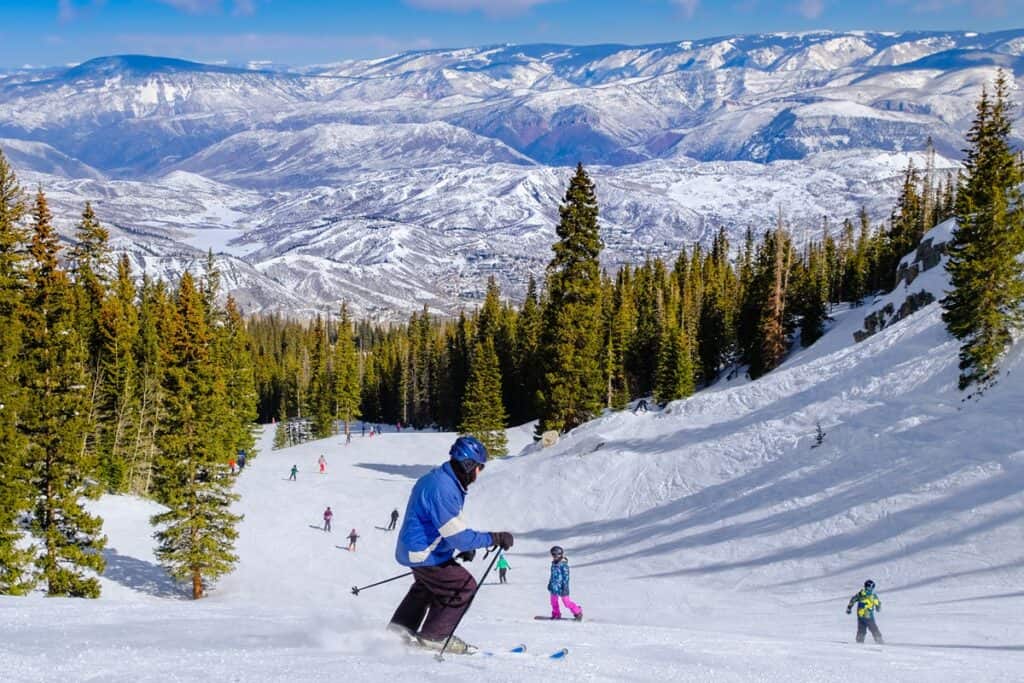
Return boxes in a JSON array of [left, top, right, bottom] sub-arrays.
[[0, 0, 1020, 68]]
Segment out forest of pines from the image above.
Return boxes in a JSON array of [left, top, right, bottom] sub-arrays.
[[0, 75, 1020, 598]]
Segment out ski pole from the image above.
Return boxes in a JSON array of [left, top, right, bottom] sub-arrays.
[[436, 548, 502, 661], [351, 571, 413, 596]]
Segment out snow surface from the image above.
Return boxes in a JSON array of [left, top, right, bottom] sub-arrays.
[[2, 238, 1024, 680]]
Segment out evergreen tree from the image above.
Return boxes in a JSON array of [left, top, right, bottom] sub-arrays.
[[654, 314, 694, 405], [0, 150, 34, 594], [21, 188, 105, 597], [512, 276, 543, 423], [537, 164, 605, 433], [219, 297, 258, 463], [941, 72, 1024, 391], [94, 254, 139, 492], [151, 272, 241, 599], [307, 316, 333, 437], [332, 303, 362, 435], [459, 338, 508, 456]]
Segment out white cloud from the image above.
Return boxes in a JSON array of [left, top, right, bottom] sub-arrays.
[[671, 0, 700, 17], [403, 0, 556, 16], [796, 0, 825, 17]]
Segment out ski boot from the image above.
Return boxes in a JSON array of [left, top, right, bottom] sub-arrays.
[[414, 634, 478, 655]]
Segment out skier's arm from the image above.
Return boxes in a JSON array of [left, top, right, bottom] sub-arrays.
[[430, 489, 493, 551], [846, 593, 859, 611]]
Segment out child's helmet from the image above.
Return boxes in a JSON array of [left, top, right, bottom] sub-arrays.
[[864, 579, 876, 591], [550, 545, 564, 558]]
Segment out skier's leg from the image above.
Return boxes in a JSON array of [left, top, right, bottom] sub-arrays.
[[867, 618, 883, 644], [390, 575, 431, 635], [561, 595, 581, 617], [416, 563, 477, 641], [550, 593, 561, 618], [856, 618, 868, 643]]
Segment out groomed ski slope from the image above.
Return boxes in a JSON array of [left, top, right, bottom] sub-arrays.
[[2, 222, 1024, 681]]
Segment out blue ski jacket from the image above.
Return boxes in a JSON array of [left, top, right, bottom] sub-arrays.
[[395, 461, 493, 567], [548, 557, 571, 595]]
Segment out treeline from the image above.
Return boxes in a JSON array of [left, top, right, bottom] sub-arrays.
[[253, 153, 956, 447], [0, 155, 256, 598]]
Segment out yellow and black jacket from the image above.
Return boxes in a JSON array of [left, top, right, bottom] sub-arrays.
[[847, 589, 881, 619]]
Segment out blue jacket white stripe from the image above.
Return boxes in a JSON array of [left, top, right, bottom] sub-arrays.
[[396, 461, 493, 567]]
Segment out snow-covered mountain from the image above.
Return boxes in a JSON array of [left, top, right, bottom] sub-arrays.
[[1, 30, 1021, 318], [3, 227, 1023, 681]]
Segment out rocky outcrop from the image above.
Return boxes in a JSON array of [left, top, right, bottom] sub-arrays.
[[854, 232, 948, 343]]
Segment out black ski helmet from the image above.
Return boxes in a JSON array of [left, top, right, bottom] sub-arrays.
[[864, 579, 876, 590], [550, 545, 564, 558]]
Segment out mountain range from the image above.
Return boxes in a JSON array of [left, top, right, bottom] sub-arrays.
[[1, 29, 1021, 318]]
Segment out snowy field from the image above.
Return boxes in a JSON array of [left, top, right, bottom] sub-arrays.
[[2, 233, 1024, 681]]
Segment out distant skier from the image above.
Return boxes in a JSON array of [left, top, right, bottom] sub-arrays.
[[388, 435, 514, 655], [497, 554, 510, 584], [547, 546, 582, 620], [347, 528, 360, 551], [846, 579, 883, 644], [387, 508, 399, 531], [323, 506, 333, 532], [346, 431, 352, 445], [318, 454, 326, 474], [633, 399, 649, 414], [361, 423, 366, 437], [237, 451, 247, 472], [289, 464, 298, 481], [228, 457, 236, 475]]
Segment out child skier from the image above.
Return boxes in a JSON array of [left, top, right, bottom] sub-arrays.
[[289, 464, 298, 481], [846, 579, 883, 644], [323, 506, 333, 532], [318, 454, 326, 474], [347, 528, 360, 551], [497, 554, 510, 584], [547, 546, 582, 620]]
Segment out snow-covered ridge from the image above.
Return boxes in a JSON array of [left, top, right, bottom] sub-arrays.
[[0, 30, 1020, 318]]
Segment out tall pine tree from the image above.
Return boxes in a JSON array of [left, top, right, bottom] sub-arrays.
[[459, 338, 508, 456], [151, 272, 241, 599], [21, 188, 106, 597], [0, 150, 34, 594], [941, 72, 1024, 391], [537, 164, 605, 433]]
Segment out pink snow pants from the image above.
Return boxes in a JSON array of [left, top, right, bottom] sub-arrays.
[[550, 593, 581, 618]]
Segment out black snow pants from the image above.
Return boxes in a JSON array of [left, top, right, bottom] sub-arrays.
[[389, 560, 477, 640], [856, 617, 883, 644]]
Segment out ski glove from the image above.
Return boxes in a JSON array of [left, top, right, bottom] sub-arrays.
[[456, 550, 476, 562], [490, 532, 514, 550]]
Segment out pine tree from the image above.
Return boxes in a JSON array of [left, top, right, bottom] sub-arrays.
[[151, 272, 241, 599], [332, 303, 361, 435], [537, 164, 605, 433], [94, 255, 139, 492], [21, 188, 105, 597], [0, 150, 34, 594], [941, 72, 1024, 391], [654, 314, 694, 405], [459, 338, 508, 456], [219, 297, 258, 464], [511, 276, 543, 423], [307, 316, 333, 437]]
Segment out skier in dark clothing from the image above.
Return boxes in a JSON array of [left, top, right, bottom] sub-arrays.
[[847, 579, 883, 644], [289, 464, 298, 481], [237, 451, 247, 472], [388, 436, 515, 655], [323, 506, 333, 532], [387, 508, 400, 531]]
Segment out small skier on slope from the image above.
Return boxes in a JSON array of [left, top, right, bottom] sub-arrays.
[[547, 546, 582, 620], [846, 579, 883, 644], [289, 464, 298, 481], [347, 528, 360, 551], [497, 554, 510, 584], [318, 454, 326, 474], [323, 506, 333, 532]]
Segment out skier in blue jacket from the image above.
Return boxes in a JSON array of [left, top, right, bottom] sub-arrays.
[[389, 436, 514, 654]]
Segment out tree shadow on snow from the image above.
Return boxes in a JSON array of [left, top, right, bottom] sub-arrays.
[[102, 547, 186, 599], [516, 319, 1024, 587], [355, 463, 434, 479]]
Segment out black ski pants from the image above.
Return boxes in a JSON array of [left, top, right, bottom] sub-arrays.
[[390, 560, 477, 640], [856, 617, 883, 643], [498, 568, 507, 583]]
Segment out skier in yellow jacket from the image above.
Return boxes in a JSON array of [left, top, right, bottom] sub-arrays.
[[846, 579, 883, 644]]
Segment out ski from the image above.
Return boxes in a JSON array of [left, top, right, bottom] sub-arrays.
[[480, 644, 527, 656], [549, 648, 570, 659], [534, 615, 581, 622]]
